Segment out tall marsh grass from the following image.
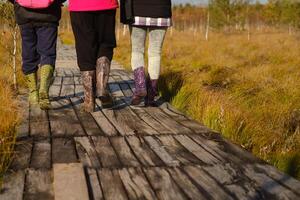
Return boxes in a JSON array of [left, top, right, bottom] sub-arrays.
[[0, 32, 21, 187], [114, 29, 300, 179]]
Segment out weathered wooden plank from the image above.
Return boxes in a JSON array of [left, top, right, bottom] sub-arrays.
[[126, 136, 164, 167], [130, 106, 172, 135], [202, 164, 260, 200], [74, 137, 101, 168], [17, 95, 29, 139], [55, 68, 65, 77], [145, 107, 192, 134], [243, 164, 299, 199], [30, 139, 51, 169], [49, 83, 61, 99], [91, 136, 121, 168], [30, 105, 50, 138], [60, 76, 75, 97], [144, 136, 180, 167], [110, 137, 140, 167], [96, 99, 134, 136], [184, 165, 235, 200], [71, 97, 103, 136], [52, 76, 62, 85], [191, 133, 261, 165], [74, 84, 84, 97], [98, 169, 128, 200], [144, 167, 187, 200], [49, 99, 85, 137], [254, 164, 300, 196], [157, 135, 201, 165], [167, 168, 207, 200], [24, 169, 53, 200], [52, 137, 78, 164], [0, 171, 25, 200], [118, 168, 157, 200], [53, 163, 89, 200], [73, 76, 81, 85], [160, 103, 213, 134], [86, 168, 103, 200], [63, 69, 74, 77], [175, 135, 220, 165], [91, 107, 118, 136], [10, 139, 32, 170], [114, 102, 159, 135], [189, 135, 226, 162]]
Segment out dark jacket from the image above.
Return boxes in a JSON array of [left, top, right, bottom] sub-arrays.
[[8, 0, 65, 26], [121, 0, 172, 24]]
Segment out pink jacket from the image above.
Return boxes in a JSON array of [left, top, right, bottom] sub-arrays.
[[69, 0, 118, 11]]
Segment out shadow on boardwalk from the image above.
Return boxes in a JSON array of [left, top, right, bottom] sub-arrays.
[[1, 45, 300, 200]]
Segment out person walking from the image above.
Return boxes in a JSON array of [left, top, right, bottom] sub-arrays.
[[8, 0, 66, 109], [69, 0, 118, 112], [121, 0, 172, 106]]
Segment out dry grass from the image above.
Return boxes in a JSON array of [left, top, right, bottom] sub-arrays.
[[114, 29, 300, 179], [0, 31, 21, 187]]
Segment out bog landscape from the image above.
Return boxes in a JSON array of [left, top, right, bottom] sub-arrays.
[[0, 1, 300, 199]]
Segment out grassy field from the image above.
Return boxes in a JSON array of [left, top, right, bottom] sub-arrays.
[[0, 31, 21, 188], [113, 29, 300, 179]]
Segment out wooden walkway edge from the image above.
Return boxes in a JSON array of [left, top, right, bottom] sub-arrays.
[[1, 44, 300, 200]]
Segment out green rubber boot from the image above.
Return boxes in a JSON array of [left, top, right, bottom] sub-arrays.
[[39, 65, 54, 110], [25, 72, 39, 105]]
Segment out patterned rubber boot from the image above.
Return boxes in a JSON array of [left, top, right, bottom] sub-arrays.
[[82, 70, 96, 112], [96, 57, 113, 107], [145, 76, 158, 107], [39, 65, 54, 110], [131, 67, 147, 105], [25, 72, 39, 105]]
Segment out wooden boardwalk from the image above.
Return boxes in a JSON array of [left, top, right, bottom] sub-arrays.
[[1, 44, 300, 200]]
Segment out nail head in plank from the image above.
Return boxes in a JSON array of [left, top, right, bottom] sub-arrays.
[[53, 163, 89, 200]]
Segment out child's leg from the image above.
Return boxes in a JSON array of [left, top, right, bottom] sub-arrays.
[[36, 25, 58, 109], [36, 25, 58, 68], [130, 26, 148, 105], [130, 26, 147, 71], [20, 26, 40, 75], [20, 26, 39, 105], [95, 10, 116, 106], [146, 27, 167, 106], [148, 27, 167, 80], [70, 12, 98, 112]]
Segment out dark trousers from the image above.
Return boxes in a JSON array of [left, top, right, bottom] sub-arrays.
[[70, 10, 117, 71], [20, 25, 58, 75]]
